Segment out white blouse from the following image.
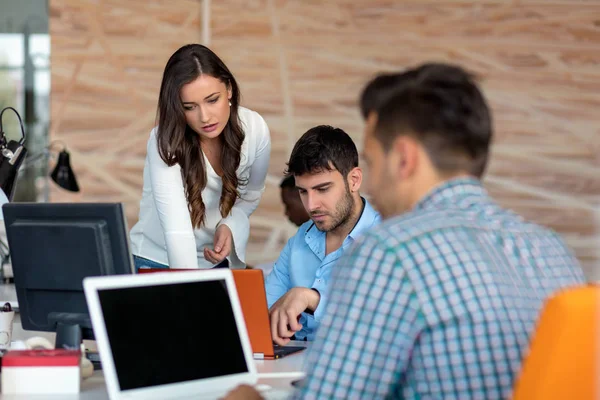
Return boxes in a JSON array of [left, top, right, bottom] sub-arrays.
[[129, 106, 271, 269]]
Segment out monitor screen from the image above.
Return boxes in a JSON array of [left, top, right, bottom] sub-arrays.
[[97, 279, 248, 391], [3, 202, 133, 342]]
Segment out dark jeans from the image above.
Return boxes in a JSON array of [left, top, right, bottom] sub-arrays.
[[133, 255, 229, 273]]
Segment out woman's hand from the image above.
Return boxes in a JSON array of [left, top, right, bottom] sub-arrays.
[[204, 224, 232, 265]]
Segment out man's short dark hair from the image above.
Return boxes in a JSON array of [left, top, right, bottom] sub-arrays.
[[280, 175, 296, 189], [286, 125, 358, 178], [362, 63, 492, 178], [359, 72, 416, 119]]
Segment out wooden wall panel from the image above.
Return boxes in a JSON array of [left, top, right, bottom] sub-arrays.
[[50, 0, 600, 277]]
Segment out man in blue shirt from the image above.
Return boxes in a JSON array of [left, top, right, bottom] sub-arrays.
[[225, 64, 585, 399], [265, 125, 380, 344]]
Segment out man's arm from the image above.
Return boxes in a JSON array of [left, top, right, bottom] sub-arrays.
[[298, 274, 329, 341], [264, 237, 293, 308], [306, 271, 330, 321], [293, 233, 425, 399]]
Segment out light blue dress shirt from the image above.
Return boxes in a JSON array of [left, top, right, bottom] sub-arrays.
[[265, 197, 381, 340]]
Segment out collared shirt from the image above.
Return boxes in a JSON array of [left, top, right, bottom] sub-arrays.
[[265, 198, 381, 340], [295, 177, 585, 399]]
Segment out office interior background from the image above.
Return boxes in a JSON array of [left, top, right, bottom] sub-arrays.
[[1, 0, 598, 277]]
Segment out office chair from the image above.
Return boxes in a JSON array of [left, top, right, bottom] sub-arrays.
[[512, 284, 598, 400]]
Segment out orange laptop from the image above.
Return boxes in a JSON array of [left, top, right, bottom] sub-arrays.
[[138, 267, 305, 359]]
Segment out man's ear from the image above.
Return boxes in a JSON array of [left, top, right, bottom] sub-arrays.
[[393, 136, 419, 179], [347, 167, 363, 193]]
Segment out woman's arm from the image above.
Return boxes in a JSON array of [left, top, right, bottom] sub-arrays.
[[147, 129, 199, 268], [218, 114, 271, 267]]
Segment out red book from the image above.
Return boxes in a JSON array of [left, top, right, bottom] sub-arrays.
[[2, 349, 80, 367]]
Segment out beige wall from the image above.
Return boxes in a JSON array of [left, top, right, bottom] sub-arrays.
[[50, 0, 600, 277]]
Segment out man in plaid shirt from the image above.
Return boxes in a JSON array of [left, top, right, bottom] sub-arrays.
[[225, 63, 585, 399]]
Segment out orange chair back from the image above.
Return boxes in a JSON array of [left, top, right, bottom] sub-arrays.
[[512, 285, 599, 400]]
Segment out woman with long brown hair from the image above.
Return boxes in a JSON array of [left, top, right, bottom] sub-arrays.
[[130, 44, 271, 270]]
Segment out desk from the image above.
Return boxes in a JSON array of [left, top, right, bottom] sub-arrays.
[[0, 318, 308, 399]]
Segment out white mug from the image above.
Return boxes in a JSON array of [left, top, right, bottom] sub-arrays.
[[0, 310, 14, 350]]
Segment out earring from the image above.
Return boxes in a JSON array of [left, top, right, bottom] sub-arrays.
[[228, 100, 232, 106]]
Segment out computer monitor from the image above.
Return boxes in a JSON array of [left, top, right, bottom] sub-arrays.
[[2, 202, 134, 350]]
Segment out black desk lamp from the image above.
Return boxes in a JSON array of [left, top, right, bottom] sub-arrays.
[[51, 150, 78, 192], [0, 107, 28, 202], [50, 147, 79, 192], [0, 107, 28, 275], [0, 107, 80, 202], [0, 107, 79, 282], [27, 141, 80, 193]]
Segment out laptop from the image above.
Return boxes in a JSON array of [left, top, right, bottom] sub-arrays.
[[84, 270, 271, 399], [138, 268, 306, 360]]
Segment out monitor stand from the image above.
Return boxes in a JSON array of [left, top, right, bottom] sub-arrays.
[[49, 313, 102, 370], [48, 312, 91, 349], [55, 321, 83, 350]]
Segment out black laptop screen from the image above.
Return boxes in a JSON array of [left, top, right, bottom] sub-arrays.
[[97, 279, 248, 391]]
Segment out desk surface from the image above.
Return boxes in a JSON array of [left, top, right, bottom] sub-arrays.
[[1, 315, 307, 399], [0, 353, 307, 399], [0, 369, 305, 399]]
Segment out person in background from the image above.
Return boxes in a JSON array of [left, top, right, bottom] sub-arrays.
[[225, 63, 585, 399], [251, 176, 310, 276], [264, 125, 380, 344], [280, 175, 310, 227], [129, 44, 271, 271]]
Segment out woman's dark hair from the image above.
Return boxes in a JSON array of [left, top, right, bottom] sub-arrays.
[[156, 44, 244, 228], [286, 125, 358, 179]]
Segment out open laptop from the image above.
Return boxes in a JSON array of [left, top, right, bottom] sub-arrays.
[[138, 268, 305, 360], [84, 270, 273, 399]]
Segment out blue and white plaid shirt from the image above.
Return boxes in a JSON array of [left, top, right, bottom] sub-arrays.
[[294, 177, 585, 399]]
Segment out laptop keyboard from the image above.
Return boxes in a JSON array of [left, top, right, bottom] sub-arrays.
[[273, 345, 305, 357], [86, 350, 102, 370]]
